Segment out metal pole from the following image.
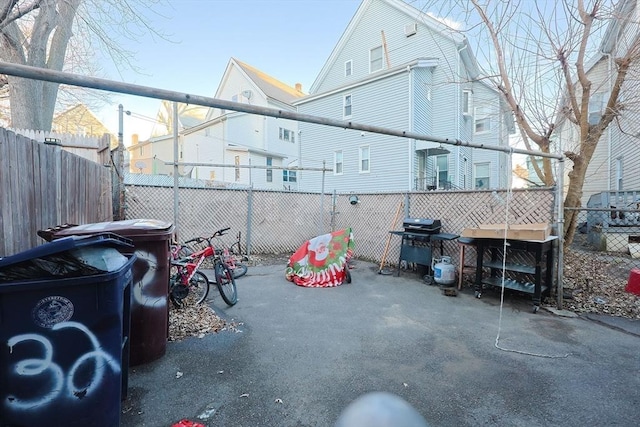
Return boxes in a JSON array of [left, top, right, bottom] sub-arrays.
[[331, 189, 337, 232], [320, 160, 326, 235], [404, 193, 410, 218], [556, 157, 565, 310], [113, 104, 125, 220], [173, 102, 179, 238], [246, 187, 253, 256], [0, 61, 562, 160]]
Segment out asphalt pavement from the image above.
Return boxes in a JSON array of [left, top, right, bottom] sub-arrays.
[[121, 261, 640, 427]]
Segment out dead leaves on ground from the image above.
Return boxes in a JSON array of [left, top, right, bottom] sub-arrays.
[[168, 303, 241, 341]]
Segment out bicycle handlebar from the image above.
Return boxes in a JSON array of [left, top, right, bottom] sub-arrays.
[[212, 227, 231, 237]]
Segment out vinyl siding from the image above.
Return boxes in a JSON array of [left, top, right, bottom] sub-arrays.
[[313, 0, 461, 94], [580, 58, 619, 204], [299, 73, 412, 192], [611, 58, 640, 191]]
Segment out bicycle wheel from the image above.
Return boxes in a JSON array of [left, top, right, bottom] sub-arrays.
[[172, 271, 210, 307], [169, 272, 187, 308], [187, 271, 210, 305], [215, 261, 238, 306], [231, 262, 248, 279]]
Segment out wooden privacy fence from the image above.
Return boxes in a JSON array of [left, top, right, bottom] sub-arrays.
[[0, 128, 113, 256]]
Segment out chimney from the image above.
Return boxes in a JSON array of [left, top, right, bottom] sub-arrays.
[[131, 133, 139, 146], [295, 83, 302, 93]]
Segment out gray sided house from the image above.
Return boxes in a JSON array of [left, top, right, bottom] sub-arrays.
[[294, 0, 510, 193], [555, 0, 640, 207]]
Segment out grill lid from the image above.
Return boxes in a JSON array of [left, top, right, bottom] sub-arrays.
[[402, 217, 441, 233]]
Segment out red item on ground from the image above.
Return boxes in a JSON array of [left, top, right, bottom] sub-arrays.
[[626, 268, 640, 296], [172, 420, 205, 427]]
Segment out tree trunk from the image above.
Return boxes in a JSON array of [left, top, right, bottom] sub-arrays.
[[563, 134, 601, 245], [1, 0, 81, 131]]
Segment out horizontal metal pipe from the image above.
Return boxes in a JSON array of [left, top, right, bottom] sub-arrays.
[[164, 161, 331, 172], [0, 61, 563, 160]]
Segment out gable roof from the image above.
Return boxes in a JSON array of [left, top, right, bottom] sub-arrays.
[[310, 0, 471, 93], [231, 58, 305, 104], [53, 104, 112, 136]]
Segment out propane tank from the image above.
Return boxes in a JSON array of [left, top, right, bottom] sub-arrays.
[[433, 256, 456, 286]]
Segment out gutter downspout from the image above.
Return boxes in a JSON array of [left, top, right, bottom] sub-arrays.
[[605, 52, 612, 192], [457, 44, 464, 188], [408, 64, 414, 191]]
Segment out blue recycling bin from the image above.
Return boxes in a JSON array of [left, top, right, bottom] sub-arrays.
[[0, 234, 136, 427]]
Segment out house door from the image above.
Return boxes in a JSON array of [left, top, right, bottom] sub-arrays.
[[417, 151, 426, 190]]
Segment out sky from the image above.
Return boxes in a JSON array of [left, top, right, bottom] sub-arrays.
[[94, 0, 362, 144]]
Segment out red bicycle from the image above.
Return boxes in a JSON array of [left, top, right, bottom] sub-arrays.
[[169, 228, 238, 307]]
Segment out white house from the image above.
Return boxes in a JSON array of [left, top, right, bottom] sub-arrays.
[[183, 58, 305, 190], [294, 0, 511, 193]]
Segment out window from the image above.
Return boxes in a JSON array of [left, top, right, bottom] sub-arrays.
[[616, 157, 623, 191], [283, 170, 297, 182], [334, 150, 343, 175], [462, 90, 472, 115], [266, 157, 273, 182], [436, 155, 448, 186], [475, 163, 490, 189], [474, 107, 490, 133], [279, 127, 295, 142], [234, 156, 240, 181], [139, 146, 143, 156], [359, 145, 370, 173], [370, 46, 383, 73], [589, 92, 606, 125], [345, 60, 353, 77], [343, 95, 352, 118]]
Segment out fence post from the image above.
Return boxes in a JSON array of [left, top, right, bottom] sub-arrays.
[[404, 193, 410, 218], [173, 101, 179, 238], [246, 186, 253, 256], [320, 160, 326, 235], [331, 189, 337, 232], [110, 144, 124, 220]]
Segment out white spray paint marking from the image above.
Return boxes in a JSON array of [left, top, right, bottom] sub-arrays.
[[6, 333, 64, 410], [5, 321, 120, 411], [53, 322, 120, 396], [131, 250, 166, 308]]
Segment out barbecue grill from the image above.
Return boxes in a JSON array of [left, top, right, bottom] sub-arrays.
[[390, 218, 459, 276]]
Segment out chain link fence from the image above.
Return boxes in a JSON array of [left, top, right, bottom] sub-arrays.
[[564, 205, 640, 318]]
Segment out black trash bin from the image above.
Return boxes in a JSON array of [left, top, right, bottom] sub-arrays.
[[48, 219, 175, 366], [0, 234, 136, 427]]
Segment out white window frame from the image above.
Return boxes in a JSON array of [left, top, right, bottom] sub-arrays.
[[462, 90, 473, 115], [474, 163, 490, 189], [283, 170, 297, 183], [474, 106, 491, 133], [370, 46, 383, 73], [334, 150, 343, 175], [345, 59, 353, 77], [343, 94, 352, 118], [588, 92, 606, 125], [359, 145, 370, 173], [266, 157, 273, 183], [436, 154, 448, 186], [279, 127, 295, 143]]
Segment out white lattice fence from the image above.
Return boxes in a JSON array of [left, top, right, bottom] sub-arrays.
[[249, 190, 327, 254], [124, 184, 557, 268], [330, 192, 407, 267]]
